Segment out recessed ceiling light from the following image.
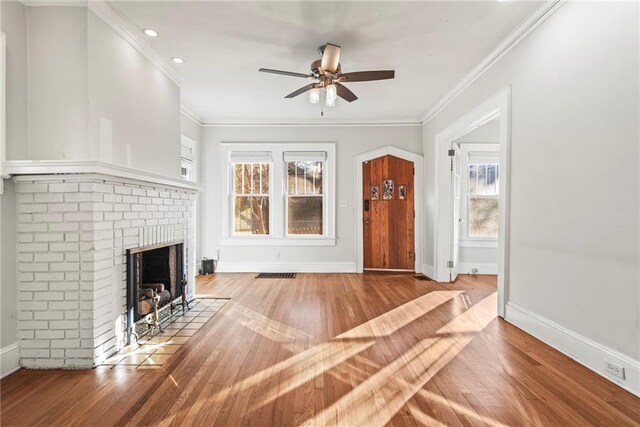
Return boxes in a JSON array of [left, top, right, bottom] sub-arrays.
[[172, 57, 185, 64], [142, 28, 159, 38]]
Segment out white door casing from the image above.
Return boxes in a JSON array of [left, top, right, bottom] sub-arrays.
[[433, 86, 511, 318], [450, 143, 461, 282], [354, 146, 423, 273]]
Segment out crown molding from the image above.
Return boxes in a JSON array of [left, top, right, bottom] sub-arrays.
[[18, 0, 87, 7], [198, 119, 422, 128], [180, 104, 204, 126], [88, 1, 185, 89], [420, 0, 566, 125]]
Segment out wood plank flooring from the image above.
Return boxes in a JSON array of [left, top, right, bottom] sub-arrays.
[[1, 273, 638, 426]]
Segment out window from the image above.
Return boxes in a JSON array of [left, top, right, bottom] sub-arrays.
[[181, 136, 197, 182], [232, 163, 270, 235], [221, 143, 335, 246], [284, 151, 326, 236], [459, 144, 499, 243], [468, 162, 499, 238]]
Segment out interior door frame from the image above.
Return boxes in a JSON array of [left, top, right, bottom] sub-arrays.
[[355, 146, 423, 273], [433, 86, 511, 318]]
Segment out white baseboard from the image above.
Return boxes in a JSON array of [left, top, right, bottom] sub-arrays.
[[1, 343, 20, 379], [458, 262, 498, 275], [421, 264, 435, 280], [216, 261, 357, 273], [506, 302, 640, 397]]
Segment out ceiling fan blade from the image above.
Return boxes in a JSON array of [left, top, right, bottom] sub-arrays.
[[285, 83, 316, 98], [339, 70, 395, 82], [259, 68, 311, 79], [321, 43, 341, 74], [335, 82, 358, 102]]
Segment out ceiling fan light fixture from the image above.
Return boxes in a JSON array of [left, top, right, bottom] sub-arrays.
[[326, 84, 337, 103], [309, 88, 320, 104], [326, 95, 336, 108]]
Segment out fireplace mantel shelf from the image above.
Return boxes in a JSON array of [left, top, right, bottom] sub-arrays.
[[4, 160, 204, 192]]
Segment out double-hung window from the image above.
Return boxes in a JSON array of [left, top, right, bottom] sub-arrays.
[[468, 162, 499, 238], [230, 152, 272, 236], [460, 144, 500, 242], [285, 152, 326, 236], [222, 143, 335, 245]]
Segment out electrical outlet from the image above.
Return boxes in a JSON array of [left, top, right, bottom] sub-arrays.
[[339, 200, 348, 208], [276, 252, 281, 260], [605, 361, 625, 380]]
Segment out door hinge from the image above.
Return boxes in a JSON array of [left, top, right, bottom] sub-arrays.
[[413, 166, 416, 175], [447, 149, 456, 157], [447, 261, 454, 268], [413, 210, 415, 219]]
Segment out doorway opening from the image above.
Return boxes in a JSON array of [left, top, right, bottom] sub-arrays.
[[355, 146, 423, 273], [363, 155, 415, 271], [434, 87, 511, 317]]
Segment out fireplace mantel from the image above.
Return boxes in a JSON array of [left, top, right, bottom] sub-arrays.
[[5, 160, 204, 192]]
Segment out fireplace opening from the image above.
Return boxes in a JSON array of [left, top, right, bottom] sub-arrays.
[[126, 241, 185, 343]]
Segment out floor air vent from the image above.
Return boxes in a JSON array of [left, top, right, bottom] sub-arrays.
[[414, 275, 432, 281], [255, 273, 296, 279]]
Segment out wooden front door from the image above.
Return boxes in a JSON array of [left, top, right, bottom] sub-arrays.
[[363, 155, 415, 270]]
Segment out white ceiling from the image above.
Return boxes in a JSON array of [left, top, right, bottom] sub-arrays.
[[109, 1, 542, 124]]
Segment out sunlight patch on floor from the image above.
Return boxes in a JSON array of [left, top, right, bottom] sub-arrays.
[[305, 293, 497, 426], [224, 303, 311, 344]]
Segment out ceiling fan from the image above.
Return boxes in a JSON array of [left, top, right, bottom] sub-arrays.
[[259, 43, 395, 108]]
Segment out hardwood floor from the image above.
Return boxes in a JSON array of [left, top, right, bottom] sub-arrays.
[[1, 273, 638, 426]]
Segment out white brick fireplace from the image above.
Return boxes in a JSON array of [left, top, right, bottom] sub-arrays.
[[13, 172, 198, 369]]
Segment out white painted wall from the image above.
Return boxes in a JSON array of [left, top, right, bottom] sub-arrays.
[[0, 0, 25, 374], [27, 6, 89, 161], [3, 5, 183, 179], [1, 0, 27, 160], [423, 1, 639, 365], [201, 125, 422, 270], [180, 111, 204, 263], [0, 180, 17, 349], [87, 10, 182, 178]]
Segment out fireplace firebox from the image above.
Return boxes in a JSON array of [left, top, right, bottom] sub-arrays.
[[126, 241, 185, 344]]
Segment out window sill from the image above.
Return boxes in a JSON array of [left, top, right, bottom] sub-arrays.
[[220, 237, 336, 247], [459, 239, 498, 248]]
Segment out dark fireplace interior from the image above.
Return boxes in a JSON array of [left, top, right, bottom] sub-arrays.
[[127, 242, 184, 327]]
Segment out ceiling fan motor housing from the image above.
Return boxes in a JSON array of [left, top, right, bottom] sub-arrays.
[[310, 59, 341, 79]]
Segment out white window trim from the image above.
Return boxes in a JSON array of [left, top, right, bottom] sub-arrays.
[[219, 142, 336, 246], [181, 135, 198, 183], [460, 143, 499, 245]]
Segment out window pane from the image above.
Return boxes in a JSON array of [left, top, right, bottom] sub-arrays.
[[234, 164, 243, 193], [234, 196, 270, 234], [252, 163, 261, 193], [287, 162, 297, 194], [469, 163, 499, 196], [261, 163, 269, 194], [287, 161, 323, 195], [468, 197, 498, 237], [234, 163, 269, 195], [288, 196, 323, 235]]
